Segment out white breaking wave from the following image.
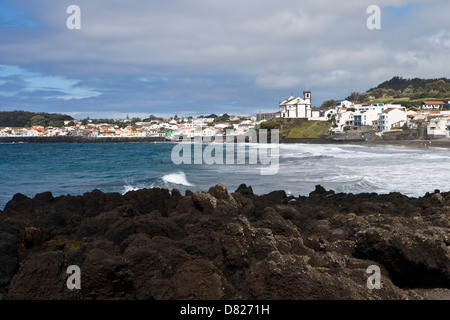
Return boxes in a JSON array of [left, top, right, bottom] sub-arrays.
[[162, 171, 193, 186], [122, 182, 157, 194], [122, 185, 141, 193]]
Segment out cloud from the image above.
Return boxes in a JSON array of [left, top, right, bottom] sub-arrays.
[[1, 0, 450, 116], [0, 65, 102, 100]]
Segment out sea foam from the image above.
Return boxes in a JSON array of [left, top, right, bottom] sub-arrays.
[[162, 171, 193, 186]]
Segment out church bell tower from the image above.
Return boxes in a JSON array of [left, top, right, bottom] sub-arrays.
[[303, 91, 311, 104]]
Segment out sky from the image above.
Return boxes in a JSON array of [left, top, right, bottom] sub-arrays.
[[1, 0, 450, 119]]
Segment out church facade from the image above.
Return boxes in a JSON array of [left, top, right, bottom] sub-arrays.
[[279, 91, 313, 118]]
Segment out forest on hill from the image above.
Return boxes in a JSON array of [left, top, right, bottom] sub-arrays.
[[321, 77, 450, 110], [348, 77, 450, 109], [0, 110, 73, 128]]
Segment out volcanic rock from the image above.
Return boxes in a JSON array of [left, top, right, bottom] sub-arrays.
[[0, 184, 449, 300]]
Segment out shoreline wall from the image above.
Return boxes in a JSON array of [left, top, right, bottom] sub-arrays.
[[0, 136, 168, 143], [2, 134, 450, 148]]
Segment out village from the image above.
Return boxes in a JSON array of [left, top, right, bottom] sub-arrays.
[[0, 114, 260, 139], [2, 90, 450, 139], [264, 90, 450, 138]]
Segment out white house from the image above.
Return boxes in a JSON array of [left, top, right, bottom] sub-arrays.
[[214, 123, 231, 130], [377, 108, 407, 132], [236, 120, 255, 130], [427, 116, 450, 137], [356, 103, 405, 114], [308, 109, 327, 121], [352, 109, 380, 127], [279, 91, 312, 119], [333, 110, 354, 132], [336, 100, 354, 108], [201, 127, 219, 136], [422, 101, 445, 110], [172, 126, 219, 138], [324, 108, 338, 119]]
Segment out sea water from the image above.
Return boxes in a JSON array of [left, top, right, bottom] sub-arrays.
[[1, 142, 450, 209]]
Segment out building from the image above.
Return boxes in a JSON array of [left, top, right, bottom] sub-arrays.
[[279, 91, 312, 119], [333, 110, 354, 132], [377, 108, 407, 132], [336, 100, 354, 108], [256, 112, 279, 121], [356, 103, 405, 113], [332, 103, 407, 132], [352, 109, 380, 127], [422, 101, 445, 110], [427, 116, 450, 137]]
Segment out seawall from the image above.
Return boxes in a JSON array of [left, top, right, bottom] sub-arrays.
[[0, 136, 168, 143]]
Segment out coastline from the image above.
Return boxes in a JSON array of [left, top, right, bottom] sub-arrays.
[[1, 183, 449, 300], [281, 136, 450, 149], [337, 138, 450, 149], [2, 135, 450, 149], [0, 136, 168, 143]]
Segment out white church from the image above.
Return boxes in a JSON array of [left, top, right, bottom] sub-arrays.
[[279, 91, 321, 119]]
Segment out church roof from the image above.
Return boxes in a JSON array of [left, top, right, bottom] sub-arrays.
[[280, 97, 308, 106]]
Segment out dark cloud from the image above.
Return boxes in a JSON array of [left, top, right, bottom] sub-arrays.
[[1, 0, 449, 117]]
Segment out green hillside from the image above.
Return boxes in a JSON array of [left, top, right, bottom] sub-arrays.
[[260, 118, 332, 139], [0, 110, 74, 128], [341, 77, 450, 109]]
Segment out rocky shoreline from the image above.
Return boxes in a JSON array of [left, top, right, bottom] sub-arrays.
[[0, 184, 449, 300]]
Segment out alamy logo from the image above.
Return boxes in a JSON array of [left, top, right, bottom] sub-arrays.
[[67, 5, 81, 30], [366, 5, 381, 30], [366, 265, 381, 289], [171, 129, 279, 175], [66, 265, 81, 290]]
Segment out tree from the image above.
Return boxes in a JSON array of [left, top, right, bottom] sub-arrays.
[[51, 120, 64, 128], [29, 115, 47, 127], [386, 89, 396, 96], [370, 88, 385, 99], [357, 93, 370, 103], [0, 111, 73, 127], [215, 113, 231, 123], [320, 99, 336, 110], [403, 85, 415, 96], [130, 117, 142, 125], [346, 92, 360, 102]]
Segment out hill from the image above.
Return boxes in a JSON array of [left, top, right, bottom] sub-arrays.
[[369, 76, 450, 92], [260, 118, 332, 139], [341, 76, 450, 109], [0, 110, 74, 128]]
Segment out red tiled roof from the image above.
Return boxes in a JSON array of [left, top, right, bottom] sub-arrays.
[[423, 101, 445, 104]]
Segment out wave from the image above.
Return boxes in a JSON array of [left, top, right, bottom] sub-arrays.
[[122, 185, 141, 193], [122, 181, 158, 194], [122, 183, 150, 194], [121, 172, 194, 194], [334, 176, 381, 193], [162, 171, 193, 186]]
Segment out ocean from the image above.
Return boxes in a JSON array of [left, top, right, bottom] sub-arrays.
[[1, 141, 450, 209]]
